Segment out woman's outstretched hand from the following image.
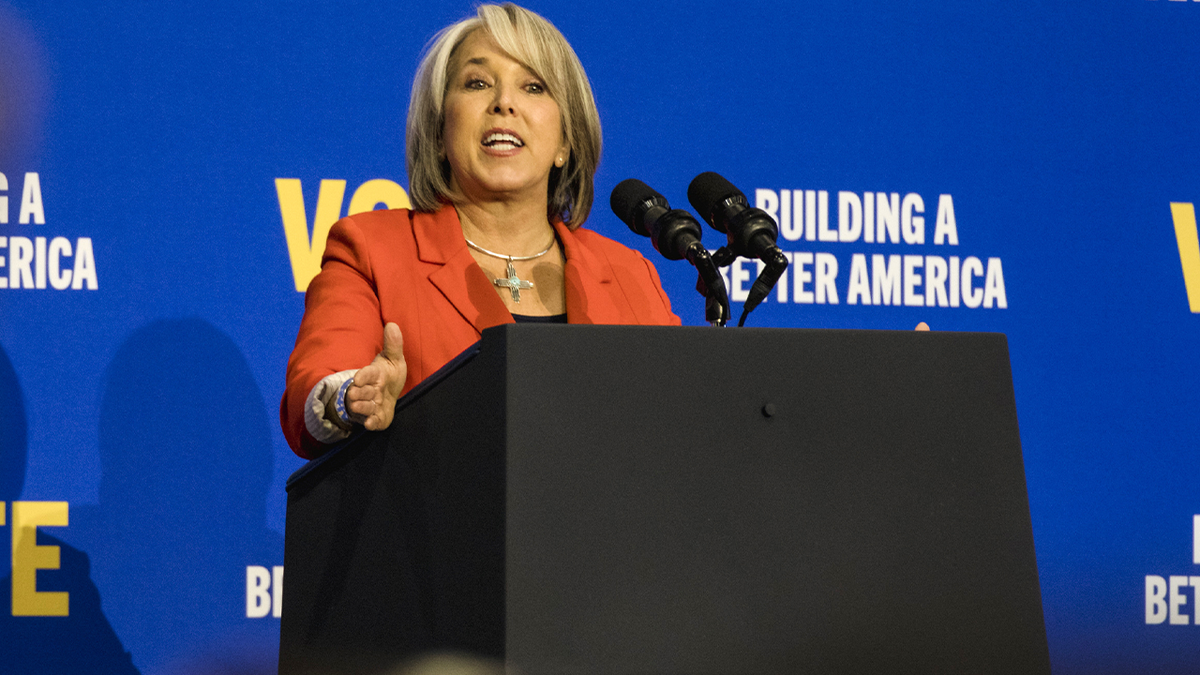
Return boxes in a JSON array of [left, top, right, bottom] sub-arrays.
[[346, 322, 407, 431]]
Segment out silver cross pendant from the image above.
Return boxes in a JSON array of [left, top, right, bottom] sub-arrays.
[[493, 260, 534, 302]]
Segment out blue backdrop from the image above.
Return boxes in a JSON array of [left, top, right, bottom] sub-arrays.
[[0, 1, 1197, 673]]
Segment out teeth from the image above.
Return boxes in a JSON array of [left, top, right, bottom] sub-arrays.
[[483, 133, 523, 147]]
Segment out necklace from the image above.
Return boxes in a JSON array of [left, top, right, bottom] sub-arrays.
[[464, 235, 555, 303]]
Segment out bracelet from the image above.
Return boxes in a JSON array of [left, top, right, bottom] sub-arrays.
[[334, 377, 354, 426]]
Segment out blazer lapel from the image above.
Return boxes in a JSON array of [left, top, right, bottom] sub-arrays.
[[556, 221, 625, 324], [415, 206, 513, 333]]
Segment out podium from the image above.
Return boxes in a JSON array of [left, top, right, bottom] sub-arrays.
[[280, 325, 1050, 675]]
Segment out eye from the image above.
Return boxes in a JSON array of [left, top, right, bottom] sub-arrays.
[[525, 81, 546, 95], [465, 78, 489, 90]]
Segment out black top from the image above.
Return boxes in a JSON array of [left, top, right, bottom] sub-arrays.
[[511, 313, 568, 324]]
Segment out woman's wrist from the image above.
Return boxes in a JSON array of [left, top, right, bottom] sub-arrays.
[[325, 379, 355, 432]]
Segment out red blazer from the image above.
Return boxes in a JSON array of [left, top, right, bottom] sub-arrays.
[[281, 204, 681, 458]]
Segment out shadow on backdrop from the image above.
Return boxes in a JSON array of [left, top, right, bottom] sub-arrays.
[[0, 342, 138, 673], [63, 319, 283, 675]]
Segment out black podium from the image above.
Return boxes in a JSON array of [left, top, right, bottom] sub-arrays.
[[280, 325, 1050, 675]]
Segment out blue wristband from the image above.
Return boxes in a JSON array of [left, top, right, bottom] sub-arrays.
[[334, 377, 354, 425]]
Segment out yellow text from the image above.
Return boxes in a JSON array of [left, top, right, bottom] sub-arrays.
[[277, 178, 411, 292]]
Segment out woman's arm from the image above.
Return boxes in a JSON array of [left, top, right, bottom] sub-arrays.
[[281, 215, 408, 458]]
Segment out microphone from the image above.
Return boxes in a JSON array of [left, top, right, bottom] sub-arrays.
[[687, 171, 789, 327], [610, 179, 731, 326], [610, 178, 704, 261], [687, 171, 781, 260]]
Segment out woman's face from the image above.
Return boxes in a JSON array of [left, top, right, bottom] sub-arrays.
[[442, 30, 568, 207]]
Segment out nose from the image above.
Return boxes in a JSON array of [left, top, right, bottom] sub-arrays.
[[490, 82, 516, 115]]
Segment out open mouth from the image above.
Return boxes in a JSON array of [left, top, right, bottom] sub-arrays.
[[482, 131, 524, 151]]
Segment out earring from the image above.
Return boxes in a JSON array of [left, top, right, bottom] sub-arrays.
[[555, 155, 565, 167]]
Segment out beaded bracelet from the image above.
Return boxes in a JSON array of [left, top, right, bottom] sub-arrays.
[[334, 377, 354, 426]]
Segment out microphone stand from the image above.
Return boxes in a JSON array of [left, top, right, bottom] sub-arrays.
[[685, 244, 730, 327], [712, 246, 789, 327]]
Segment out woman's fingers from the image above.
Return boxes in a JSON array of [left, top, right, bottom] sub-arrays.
[[346, 382, 379, 402], [341, 323, 408, 431], [345, 367, 384, 421], [361, 324, 407, 431], [346, 391, 377, 414], [362, 414, 387, 431]]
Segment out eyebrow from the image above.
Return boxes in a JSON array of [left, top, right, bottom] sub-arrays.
[[459, 55, 542, 81]]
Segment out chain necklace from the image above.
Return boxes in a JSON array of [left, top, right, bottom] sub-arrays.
[[464, 235, 555, 303]]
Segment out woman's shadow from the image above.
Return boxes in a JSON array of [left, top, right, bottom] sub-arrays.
[[62, 319, 284, 674], [0, 342, 139, 673]]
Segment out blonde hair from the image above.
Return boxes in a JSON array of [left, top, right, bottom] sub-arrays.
[[406, 3, 602, 228]]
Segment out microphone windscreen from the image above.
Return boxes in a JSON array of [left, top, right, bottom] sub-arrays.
[[687, 171, 743, 228], [610, 178, 666, 236]]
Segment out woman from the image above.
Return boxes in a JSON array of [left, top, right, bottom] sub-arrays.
[[282, 4, 680, 459]]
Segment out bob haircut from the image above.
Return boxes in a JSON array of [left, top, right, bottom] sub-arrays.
[[406, 3, 602, 228]]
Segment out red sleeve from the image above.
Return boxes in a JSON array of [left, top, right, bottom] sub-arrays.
[[598, 234, 682, 326], [280, 214, 386, 458], [641, 255, 683, 326]]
